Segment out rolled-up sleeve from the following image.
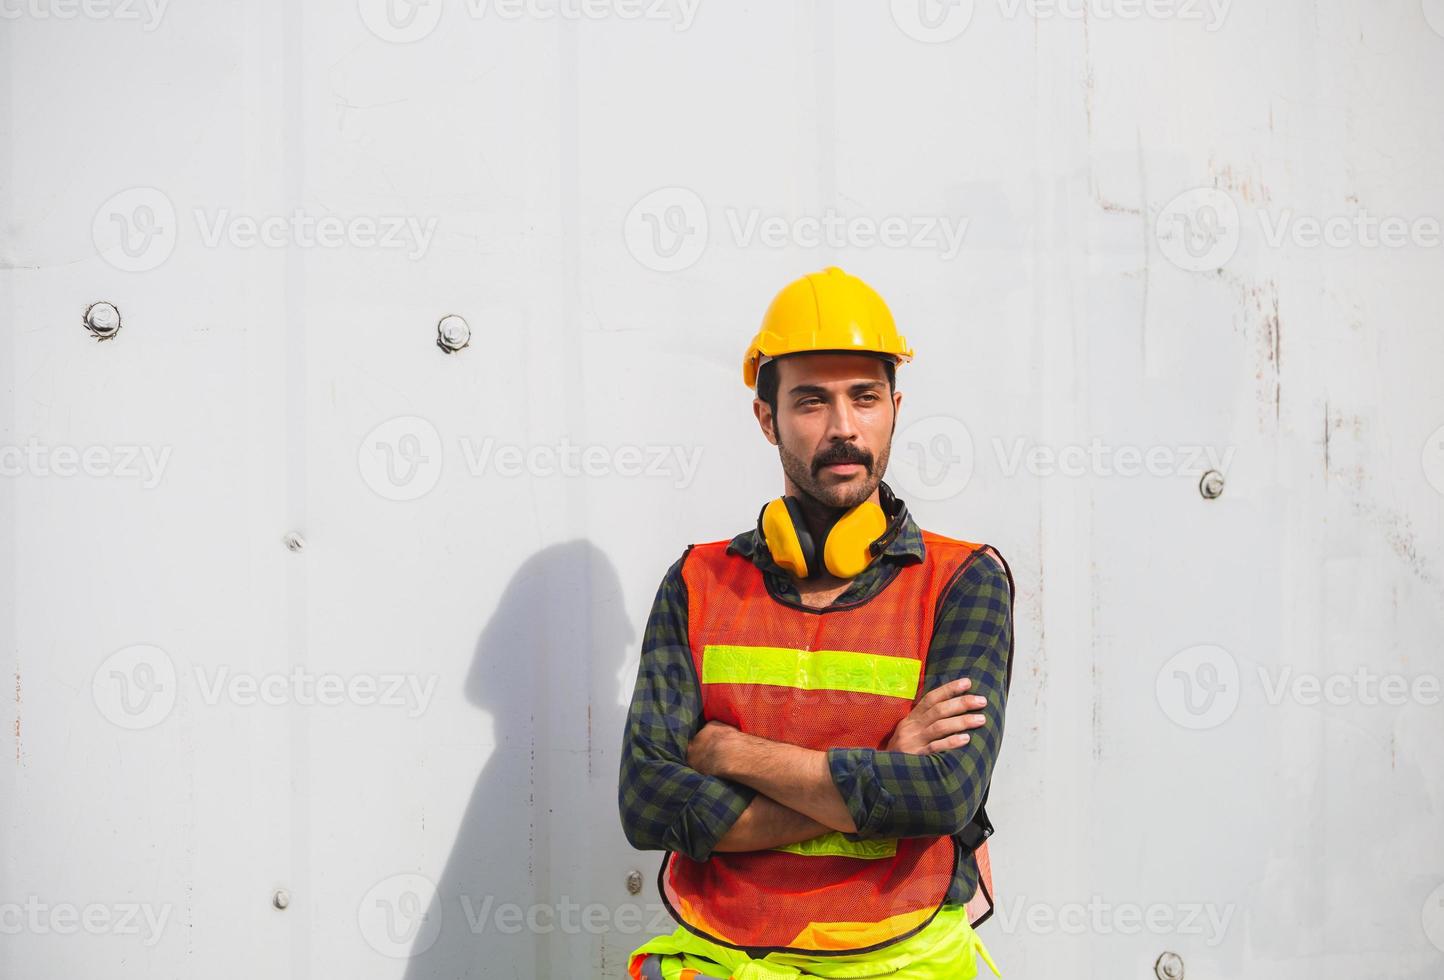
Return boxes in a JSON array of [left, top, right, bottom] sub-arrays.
[[826, 547, 1013, 840], [618, 556, 758, 862]]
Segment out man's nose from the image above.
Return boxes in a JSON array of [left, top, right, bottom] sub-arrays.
[[824, 398, 862, 441]]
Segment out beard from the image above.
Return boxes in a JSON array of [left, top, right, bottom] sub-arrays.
[[776, 427, 893, 512]]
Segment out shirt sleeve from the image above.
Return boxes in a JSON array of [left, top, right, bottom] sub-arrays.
[[618, 553, 758, 862], [826, 546, 1013, 840]]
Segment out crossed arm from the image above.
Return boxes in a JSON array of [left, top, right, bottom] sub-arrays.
[[618, 549, 1012, 860]]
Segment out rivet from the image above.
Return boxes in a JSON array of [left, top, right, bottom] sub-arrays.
[[625, 870, 643, 895], [437, 314, 470, 353], [283, 532, 306, 553], [1199, 469, 1225, 500], [1155, 951, 1185, 980], [273, 889, 290, 910], [84, 301, 122, 339]]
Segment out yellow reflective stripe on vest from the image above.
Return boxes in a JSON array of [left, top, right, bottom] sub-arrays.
[[771, 831, 898, 860], [700, 645, 921, 699]]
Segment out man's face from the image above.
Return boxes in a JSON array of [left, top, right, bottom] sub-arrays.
[[754, 352, 902, 510]]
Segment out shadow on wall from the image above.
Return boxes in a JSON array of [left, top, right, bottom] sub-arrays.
[[402, 539, 636, 979]]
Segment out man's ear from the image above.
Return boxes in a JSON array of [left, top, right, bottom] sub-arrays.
[[753, 397, 779, 446]]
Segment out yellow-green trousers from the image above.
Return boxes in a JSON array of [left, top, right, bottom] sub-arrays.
[[626, 903, 1002, 979]]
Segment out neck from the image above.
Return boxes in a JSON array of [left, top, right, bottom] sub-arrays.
[[788, 484, 883, 544]]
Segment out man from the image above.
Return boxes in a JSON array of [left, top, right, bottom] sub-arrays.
[[618, 267, 1014, 979]]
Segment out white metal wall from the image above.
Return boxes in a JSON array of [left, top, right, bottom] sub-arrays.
[[3, 2, 1443, 977]]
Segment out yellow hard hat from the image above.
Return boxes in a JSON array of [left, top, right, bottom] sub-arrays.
[[742, 266, 914, 388]]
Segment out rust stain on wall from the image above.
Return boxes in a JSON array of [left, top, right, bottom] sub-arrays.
[[1210, 159, 1274, 205]]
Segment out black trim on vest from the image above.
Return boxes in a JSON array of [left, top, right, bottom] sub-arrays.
[[942, 542, 1016, 929]]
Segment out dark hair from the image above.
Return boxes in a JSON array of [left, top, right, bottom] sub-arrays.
[[756, 352, 897, 428]]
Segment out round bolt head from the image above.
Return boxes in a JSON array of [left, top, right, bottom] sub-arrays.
[[1199, 469, 1225, 500], [437, 314, 471, 352], [84, 301, 121, 338], [625, 870, 643, 895], [1155, 951, 1185, 980], [273, 889, 290, 910]]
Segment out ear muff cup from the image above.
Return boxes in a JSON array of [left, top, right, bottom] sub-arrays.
[[820, 500, 888, 579], [759, 497, 813, 579]]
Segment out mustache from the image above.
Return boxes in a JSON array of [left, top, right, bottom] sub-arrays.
[[813, 444, 873, 474]]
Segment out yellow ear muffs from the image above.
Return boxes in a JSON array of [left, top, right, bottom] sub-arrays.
[[757, 482, 908, 581], [820, 500, 888, 579]]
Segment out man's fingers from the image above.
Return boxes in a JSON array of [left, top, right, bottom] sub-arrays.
[[923, 693, 984, 724], [919, 677, 971, 708], [927, 732, 970, 752], [925, 714, 986, 742]]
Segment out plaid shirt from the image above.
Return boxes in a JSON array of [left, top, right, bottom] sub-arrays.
[[617, 506, 1014, 907]]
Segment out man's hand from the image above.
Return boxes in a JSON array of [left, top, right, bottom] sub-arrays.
[[687, 719, 738, 777], [884, 678, 989, 755]]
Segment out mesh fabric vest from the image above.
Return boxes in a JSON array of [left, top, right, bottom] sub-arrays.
[[657, 530, 997, 957]]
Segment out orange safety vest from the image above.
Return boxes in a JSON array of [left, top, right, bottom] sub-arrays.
[[657, 530, 1002, 958]]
